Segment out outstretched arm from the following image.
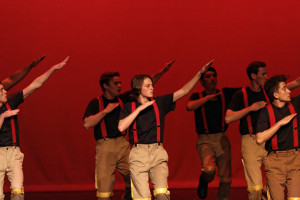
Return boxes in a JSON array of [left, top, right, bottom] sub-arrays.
[[22, 56, 69, 99], [256, 113, 297, 145], [0, 109, 20, 129], [152, 59, 175, 85], [1, 55, 46, 91], [187, 92, 221, 111], [118, 101, 155, 132], [225, 101, 267, 124], [287, 76, 300, 91], [173, 60, 213, 102], [83, 103, 119, 129]]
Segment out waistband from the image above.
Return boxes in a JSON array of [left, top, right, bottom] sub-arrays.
[[268, 148, 298, 156], [131, 143, 163, 148]]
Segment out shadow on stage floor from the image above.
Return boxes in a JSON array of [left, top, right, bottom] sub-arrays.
[[4, 187, 248, 200]]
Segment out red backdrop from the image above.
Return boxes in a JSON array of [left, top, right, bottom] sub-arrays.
[[1, 0, 299, 191]]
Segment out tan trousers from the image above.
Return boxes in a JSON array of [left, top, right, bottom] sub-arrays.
[[241, 135, 268, 200], [0, 147, 24, 200], [265, 150, 300, 200], [129, 143, 169, 200], [95, 136, 131, 199]]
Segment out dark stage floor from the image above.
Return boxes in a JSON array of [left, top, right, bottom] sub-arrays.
[[4, 188, 248, 200]]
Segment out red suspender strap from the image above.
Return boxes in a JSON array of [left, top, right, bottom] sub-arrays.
[[97, 96, 126, 138], [199, 92, 209, 134], [220, 91, 226, 132], [151, 98, 161, 143], [262, 87, 270, 104], [131, 102, 138, 143], [288, 103, 298, 148], [4, 103, 17, 146], [97, 97, 108, 138], [242, 88, 253, 134], [267, 105, 278, 150]]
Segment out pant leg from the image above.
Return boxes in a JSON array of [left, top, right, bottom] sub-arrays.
[[6, 147, 24, 200], [196, 134, 217, 183], [215, 134, 231, 200], [149, 145, 169, 200], [95, 139, 118, 200], [286, 150, 300, 199], [0, 148, 8, 200], [241, 135, 266, 200], [129, 145, 152, 200], [115, 137, 131, 199]]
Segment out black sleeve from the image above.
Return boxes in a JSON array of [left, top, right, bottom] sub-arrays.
[[119, 102, 132, 121], [83, 98, 99, 119], [227, 89, 244, 111], [7, 91, 24, 109], [119, 91, 132, 103], [188, 93, 200, 101], [256, 107, 270, 133], [156, 94, 176, 114]]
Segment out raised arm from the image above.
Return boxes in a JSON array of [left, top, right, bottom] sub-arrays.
[[152, 59, 175, 85], [256, 113, 297, 145], [118, 101, 155, 132], [0, 109, 20, 129], [186, 92, 221, 111], [83, 103, 119, 129], [173, 60, 213, 102], [225, 101, 267, 124], [287, 76, 300, 91], [1, 55, 46, 91], [22, 57, 69, 99]]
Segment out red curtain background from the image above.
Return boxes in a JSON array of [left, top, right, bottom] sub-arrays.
[[1, 0, 299, 191]]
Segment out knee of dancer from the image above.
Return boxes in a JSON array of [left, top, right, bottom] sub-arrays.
[[11, 188, 24, 195], [201, 166, 216, 183], [219, 177, 232, 183]]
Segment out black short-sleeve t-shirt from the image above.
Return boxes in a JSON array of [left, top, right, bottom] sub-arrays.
[[189, 88, 240, 134], [257, 95, 300, 152], [0, 91, 24, 147], [119, 94, 175, 144], [83, 91, 131, 140], [228, 87, 268, 135]]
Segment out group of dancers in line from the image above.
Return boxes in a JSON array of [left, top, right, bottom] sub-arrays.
[[0, 56, 299, 200]]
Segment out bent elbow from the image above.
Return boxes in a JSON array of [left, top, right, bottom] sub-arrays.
[[118, 123, 125, 133], [225, 115, 231, 124]]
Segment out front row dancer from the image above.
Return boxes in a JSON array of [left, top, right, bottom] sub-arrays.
[[256, 75, 300, 200], [0, 57, 69, 200], [118, 60, 213, 200]]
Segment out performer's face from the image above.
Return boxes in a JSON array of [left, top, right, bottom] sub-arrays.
[[140, 78, 154, 98], [275, 82, 291, 102], [105, 76, 121, 97], [253, 67, 268, 86], [201, 71, 217, 90], [0, 84, 7, 104]]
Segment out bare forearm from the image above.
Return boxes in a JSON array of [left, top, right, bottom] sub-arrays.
[[83, 111, 108, 129], [173, 71, 201, 102], [1, 65, 33, 91], [118, 110, 141, 132], [186, 97, 209, 111], [0, 115, 4, 129], [287, 76, 300, 91], [225, 107, 252, 124], [256, 124, 281, 145]]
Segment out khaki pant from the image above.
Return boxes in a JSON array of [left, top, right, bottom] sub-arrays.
[[241, 135, 268, 200], [0, 147, 24, 200], [196, 133, 231, 200], [95, 136, 131, 199], [265, 150, 300, 200], [129, 143, 169, 200]]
